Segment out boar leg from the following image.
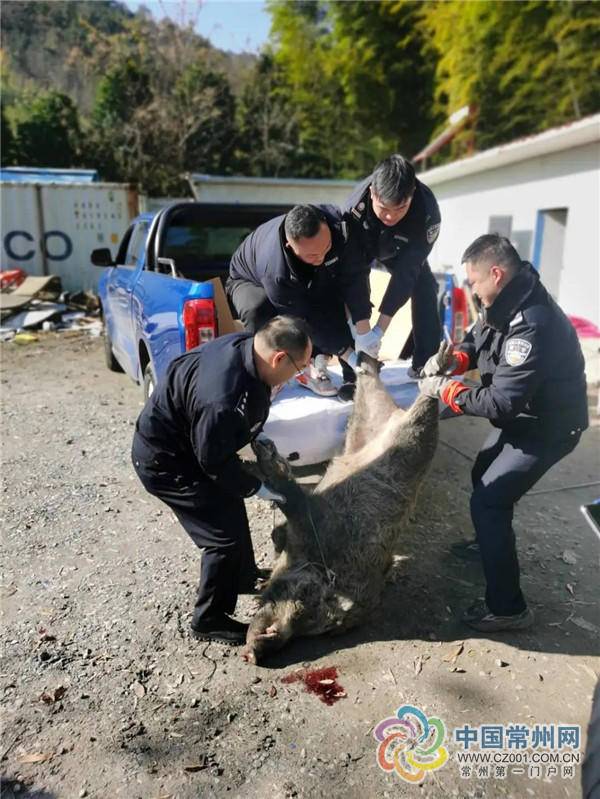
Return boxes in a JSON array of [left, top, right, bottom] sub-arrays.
[[344, 353, 400, 455], [251, 436, 306, 507]]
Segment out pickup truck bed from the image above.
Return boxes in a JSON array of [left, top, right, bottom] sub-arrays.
[[95, 202, 291, 396]]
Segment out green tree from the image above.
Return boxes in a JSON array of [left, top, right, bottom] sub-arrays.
[[92, 59, 152, 126], [266, 0, 437, 177], [235, 53, 300, 176], [268, 0, 346, 177], [172, 61, 236, 174], [14, 90, 82, 166], [421, 0, 600, 158], [327, 0, 438, 164], [1, 103, 18, 165]]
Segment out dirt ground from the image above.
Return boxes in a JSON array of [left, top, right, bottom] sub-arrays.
[[1, 333, 599, 799]]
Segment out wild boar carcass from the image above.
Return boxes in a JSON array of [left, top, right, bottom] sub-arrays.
[[242, 349, 445, 664]]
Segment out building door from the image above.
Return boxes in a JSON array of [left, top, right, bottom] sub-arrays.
[[532, 208, 568, 300]]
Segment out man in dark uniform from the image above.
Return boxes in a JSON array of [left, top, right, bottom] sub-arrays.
[[227, 204, 369, 397], [419, 234, 588, 632], [132, 316, 312, 645], [343, 154, 442, 383]]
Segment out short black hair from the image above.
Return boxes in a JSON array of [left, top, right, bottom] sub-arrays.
[[257, 315, 311, 359], [462, 234, 522, 273], [371, 154, 416, 205], [284, 205, 322, 241]]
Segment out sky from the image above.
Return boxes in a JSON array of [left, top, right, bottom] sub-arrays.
[[123, 0, 271, 54]]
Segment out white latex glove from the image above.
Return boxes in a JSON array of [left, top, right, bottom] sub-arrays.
[[255, 483, 286, 504], [355, 325, 383, 357]]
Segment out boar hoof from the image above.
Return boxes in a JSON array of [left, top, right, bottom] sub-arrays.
[[356, 351, 383, 376]]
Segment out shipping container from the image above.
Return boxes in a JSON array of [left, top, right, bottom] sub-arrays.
[[0, 181, 138, 293]]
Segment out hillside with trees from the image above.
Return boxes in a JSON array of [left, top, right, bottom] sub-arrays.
[[1, 0, 598, 194]]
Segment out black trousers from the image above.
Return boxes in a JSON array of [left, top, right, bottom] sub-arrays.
[[470, 423, 581, 616], [399, 261, 442, 369], [227, 278, 353, 357], [131, 439, 257, 622]]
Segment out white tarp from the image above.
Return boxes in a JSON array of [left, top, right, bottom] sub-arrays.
[[262, 360, 420, 466]]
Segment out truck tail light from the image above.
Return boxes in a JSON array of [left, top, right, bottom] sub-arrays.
[[451, 286, 467, 343], [182, 298, 216, 350]]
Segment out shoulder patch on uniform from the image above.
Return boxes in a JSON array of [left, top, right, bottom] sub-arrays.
[[426, 223, 440, 244], [505, 338, 532, 366], [509, 311, 524, 327], [351, 207, 362, 221]]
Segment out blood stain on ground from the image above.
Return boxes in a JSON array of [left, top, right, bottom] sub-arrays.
[[281, 666, 347, 705]]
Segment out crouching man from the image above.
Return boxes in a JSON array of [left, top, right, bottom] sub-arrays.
[[227, 204, 370, 397], [132, 317, 312, 645], [420, 234, 588, 632]]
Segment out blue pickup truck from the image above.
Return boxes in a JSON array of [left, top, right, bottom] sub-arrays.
[[93, 201, 290, 398], [95, 200, 467, 402]]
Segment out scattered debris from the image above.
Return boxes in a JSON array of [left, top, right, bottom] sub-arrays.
[[0, 274, 101, 339], [442, 641, 464, 664], [40, 686, 67, 704], [560, 550, 578, 565], [495, 659, 509, 668], [131, 681, 146, 699], [17, 752, 54, 764]]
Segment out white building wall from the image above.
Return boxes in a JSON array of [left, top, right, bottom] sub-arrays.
[[422, 140, 600, 324]]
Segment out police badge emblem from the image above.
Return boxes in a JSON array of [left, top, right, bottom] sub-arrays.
[[505, 338, 532, 366], [426, 223, 440, 244]]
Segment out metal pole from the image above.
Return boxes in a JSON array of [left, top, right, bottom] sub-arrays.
[[35, 184, 49, 276]]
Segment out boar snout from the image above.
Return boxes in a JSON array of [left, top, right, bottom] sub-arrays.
[[241, 605, 290, 665]]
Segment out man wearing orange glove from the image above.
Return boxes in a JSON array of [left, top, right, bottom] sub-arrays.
[[419, 234, 588, 633]]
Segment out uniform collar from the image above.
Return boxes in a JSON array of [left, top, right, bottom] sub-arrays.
[[483, 262, 539, 331], [240, 334, 261, 382]]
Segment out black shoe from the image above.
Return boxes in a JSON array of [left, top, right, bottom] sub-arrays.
[[338, 382, 356, 402], [461, 600, 534, 632], [450, 539, 481, 562], [190, 613, 248, 645]]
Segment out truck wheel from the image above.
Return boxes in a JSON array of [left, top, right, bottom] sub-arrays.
[[103, 324, 123, 372], [143, 362, 157, 400]]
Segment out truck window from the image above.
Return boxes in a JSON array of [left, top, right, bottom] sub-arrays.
[[125, 221, 149, 267], [163, 225, 252, 266]]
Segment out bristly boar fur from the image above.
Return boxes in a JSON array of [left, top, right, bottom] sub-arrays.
[[242, 346, 448, 664]]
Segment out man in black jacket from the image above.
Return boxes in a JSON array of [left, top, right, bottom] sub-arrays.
[[227, 204, 369, 397], [420, 234, 588, 632], [132, 316, 312, 644], [343, 154, 442, 382]]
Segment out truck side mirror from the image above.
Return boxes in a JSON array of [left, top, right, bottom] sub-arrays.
[[91, 248, 115, 267]]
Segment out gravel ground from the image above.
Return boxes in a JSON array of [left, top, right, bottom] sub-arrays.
[[1, 333, 599, 799]]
